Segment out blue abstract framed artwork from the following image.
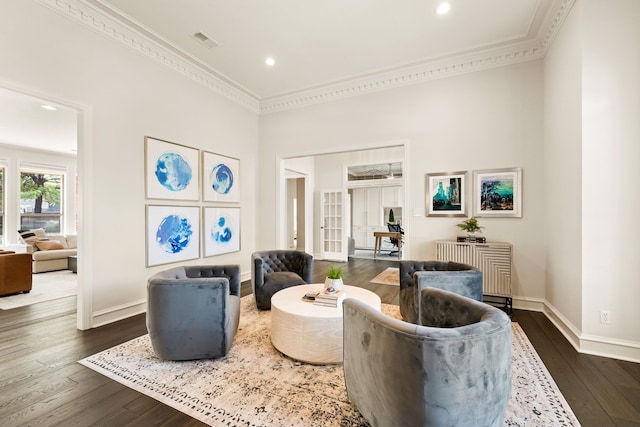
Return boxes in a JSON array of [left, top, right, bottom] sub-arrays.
[[202, 151, 240, 203], [146, 205, 200, 267], [425, 171, 468, 217], [145, 137, 200, 201], [473, 168, 522, 218], [203, 207, 240, 257]]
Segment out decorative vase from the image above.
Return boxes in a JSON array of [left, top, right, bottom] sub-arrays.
[[324, 277, 344, 291]]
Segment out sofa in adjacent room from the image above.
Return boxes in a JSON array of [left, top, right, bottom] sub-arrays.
[[18, 229, 78, 273]]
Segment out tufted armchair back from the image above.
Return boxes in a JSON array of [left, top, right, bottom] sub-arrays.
[[251, 250, 313, 310], [343, 288, 511, 427], [399, 260, 482, 323]]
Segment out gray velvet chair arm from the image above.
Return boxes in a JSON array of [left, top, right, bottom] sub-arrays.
[[399, 260, 482, 323], [146, 265, 241, 361], [343, 290, 511, 427], [298, 251, 314, 283], [147, 276, 235, 360], [251, 254, 266, 292]]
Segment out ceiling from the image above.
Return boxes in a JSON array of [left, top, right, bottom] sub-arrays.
[[90, 0, 558, 99], [1, 0, 563, 154], [0, 88, 77, 155]]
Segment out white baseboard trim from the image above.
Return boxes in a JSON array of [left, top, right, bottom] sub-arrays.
[[91, 273, 251, 329], [241, 271, 251, 283], [514, 297, 640, 363], [578, 334, 640, 364], [91, 299, 146, 328], [513, 296, 545, 312]]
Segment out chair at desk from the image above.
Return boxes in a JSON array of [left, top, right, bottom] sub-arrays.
[[387, 223, 404, 256]]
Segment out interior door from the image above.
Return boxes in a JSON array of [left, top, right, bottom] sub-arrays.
[[319, 189, 348, 262]]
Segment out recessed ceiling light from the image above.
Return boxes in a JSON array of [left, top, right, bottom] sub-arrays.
[[41, 104, 58, 111], [436, 2, 451, 15], [265, 57, 276, 67]]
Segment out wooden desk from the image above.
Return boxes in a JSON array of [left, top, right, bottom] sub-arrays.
[[373, 231, 402, 258]]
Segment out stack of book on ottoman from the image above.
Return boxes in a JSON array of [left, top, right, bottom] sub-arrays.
[[313, 289, 347, 307]]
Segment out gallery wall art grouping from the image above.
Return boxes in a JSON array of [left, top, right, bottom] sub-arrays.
[[144, 136, 241, 267], [425, 167, 522, 218]]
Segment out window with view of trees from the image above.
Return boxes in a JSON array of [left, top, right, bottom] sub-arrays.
[[20, 170, 63, 233]]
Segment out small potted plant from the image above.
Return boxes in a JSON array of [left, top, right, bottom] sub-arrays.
[[457, 216, 484, 236], [324, 264, 344, 292]]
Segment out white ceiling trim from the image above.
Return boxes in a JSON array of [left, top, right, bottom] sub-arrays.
[[260, 42, 544, 114], [33, 0, 574, 117], [261, 0, 576, 114], [33, 0, 260, 113]]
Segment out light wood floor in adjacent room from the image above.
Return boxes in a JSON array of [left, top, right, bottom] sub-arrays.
[[1, 258, 639, 426]]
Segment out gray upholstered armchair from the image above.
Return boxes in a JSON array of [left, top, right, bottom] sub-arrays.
[[251, 250, 313, 310], [399, 260, 483, 323], [343, 288, 512, 427], [146, 264, 241, 361]]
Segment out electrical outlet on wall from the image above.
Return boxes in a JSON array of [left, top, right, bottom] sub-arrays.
[[600, 310, 611, 324]]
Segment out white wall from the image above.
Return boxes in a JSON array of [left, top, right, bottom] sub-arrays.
[[0, 0, 259, 328], [260, 61, 546, 301], [542, 0, 640, 361], [543, 1, 583, 331], [580, 0, 640, 354]]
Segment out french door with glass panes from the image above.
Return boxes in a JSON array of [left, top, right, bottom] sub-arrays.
[[319, 189, 348, 262]]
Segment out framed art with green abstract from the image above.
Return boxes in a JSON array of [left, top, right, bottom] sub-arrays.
[[202, 151, 240, 203], [425, 171, 467, 217], [145, 136, 200, 201], [473, 168, 522, 217]]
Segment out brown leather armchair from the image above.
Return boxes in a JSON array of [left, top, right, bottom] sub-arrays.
[[0, 251, 33, 296]]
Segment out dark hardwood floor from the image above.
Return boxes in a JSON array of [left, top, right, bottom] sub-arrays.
[[1, 258, 639, 426]]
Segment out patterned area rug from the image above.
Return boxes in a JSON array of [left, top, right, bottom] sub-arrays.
[[79, 297, 580, 426], [0, 270, 76, 310], [369, 267, 399, 286]]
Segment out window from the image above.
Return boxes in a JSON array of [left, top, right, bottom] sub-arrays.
[[20, 169, 64, 233], [0, 166, 4, 244]]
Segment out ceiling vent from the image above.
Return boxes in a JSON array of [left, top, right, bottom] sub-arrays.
[[191, 32, 219, 49]]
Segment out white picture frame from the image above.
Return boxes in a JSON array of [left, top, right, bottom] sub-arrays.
[[473, 168, 523, 218], [203, 207, 241, 257], [145, 136, 200, 201], [146, 205, 200, 267], [202, 151, 240, 203]]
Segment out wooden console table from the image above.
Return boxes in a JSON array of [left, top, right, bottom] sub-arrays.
[[373, 231, 402, 258]]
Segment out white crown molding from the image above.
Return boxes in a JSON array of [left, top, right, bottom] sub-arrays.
[[260, 0, 576, 115], [32, 0, 575, 116], [260, 43, 544, 114], [32, 0, 260, 114]]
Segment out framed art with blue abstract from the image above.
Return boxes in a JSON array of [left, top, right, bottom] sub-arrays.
[[202, 151, 239, 203], [145, 137, 200, 201], [203, 207, 240, 257], [425, 171, 468, 217], [146, 205, 200, 267], [473, 168, 522, 218]]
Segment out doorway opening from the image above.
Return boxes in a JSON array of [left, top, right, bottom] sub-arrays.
[[0, 85, 84, 325], [286, 172, 306, 250], [278, 143, 408, 262]]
